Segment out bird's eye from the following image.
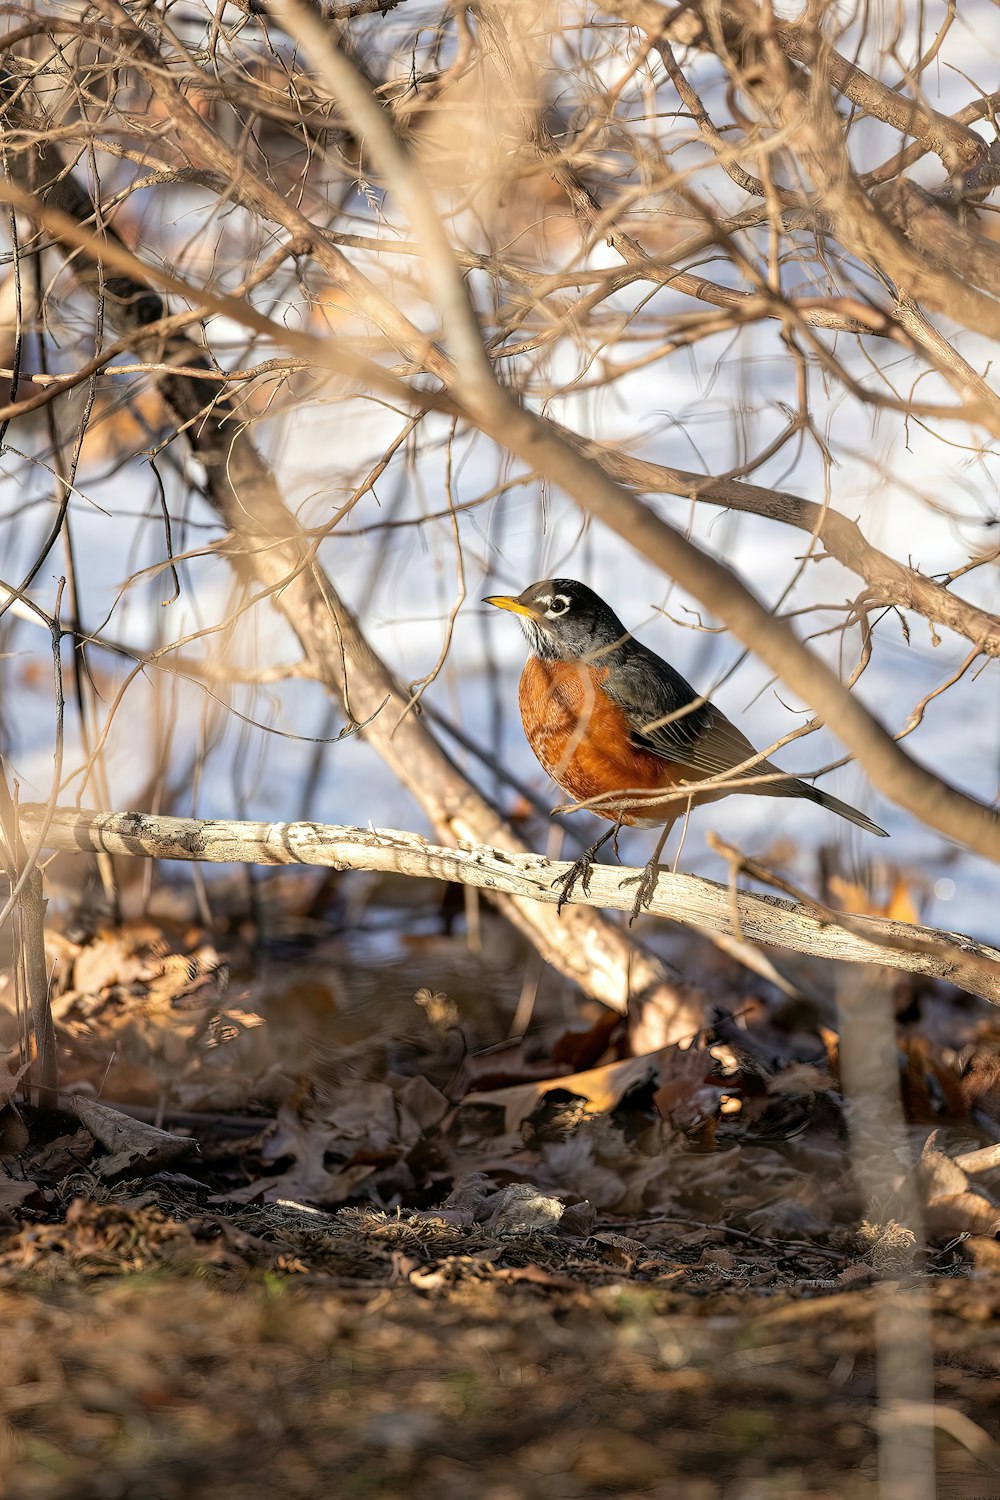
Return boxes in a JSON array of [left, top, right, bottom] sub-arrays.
[[545, 594, 570, 618]]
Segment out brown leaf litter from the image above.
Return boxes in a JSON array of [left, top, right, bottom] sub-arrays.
[[4, 876, 1000, 1495]]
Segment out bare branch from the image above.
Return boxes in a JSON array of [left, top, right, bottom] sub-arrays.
[[578, 439, 1000, 660], [22, 804, 1000, 1007]]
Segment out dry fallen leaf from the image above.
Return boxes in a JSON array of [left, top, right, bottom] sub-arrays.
[[917, 1130, 1000, 1239], [828, 872, 921, 925], [68, 924, 167, 998], [965, 1235, 1000, 1270], [924, 1192, 1000, 1238], [919, 1130, 971, 1201], [396, 1073, 450, 1132], [485, 1183, 564, 1237], [0, 1051, 29, 1111], [461, 1051, 667, 1134], [70, 1097, 197, 1181], [0, 1179, 46, 1216]]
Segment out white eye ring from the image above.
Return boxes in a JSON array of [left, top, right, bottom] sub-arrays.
[[545, 594, 570, 618]]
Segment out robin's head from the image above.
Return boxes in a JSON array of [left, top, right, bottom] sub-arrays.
[[484, 578, 630, 661]]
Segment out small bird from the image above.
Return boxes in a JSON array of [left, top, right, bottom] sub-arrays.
[[485, 578, 887, 916]]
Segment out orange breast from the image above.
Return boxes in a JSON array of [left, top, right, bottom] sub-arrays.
[[518, 657, 688, 828]]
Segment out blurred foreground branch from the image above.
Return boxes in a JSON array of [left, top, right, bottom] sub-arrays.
[[837, 967, 935, 1500], [22, 805, 1000, 1008], [1, 776, 57, 1107]]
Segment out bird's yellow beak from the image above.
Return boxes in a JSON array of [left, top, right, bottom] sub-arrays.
[[483, 594, 537, 618]]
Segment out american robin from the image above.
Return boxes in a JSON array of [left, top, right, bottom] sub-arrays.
[[485, 578, 887, 916]]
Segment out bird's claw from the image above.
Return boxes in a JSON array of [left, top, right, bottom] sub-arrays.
[[552, 818, 625, 915], [553, 853, 594, 914], [619, 859, 661, 925]]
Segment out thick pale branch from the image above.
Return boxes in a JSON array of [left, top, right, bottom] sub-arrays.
[[21, 806, 1000, 1006]]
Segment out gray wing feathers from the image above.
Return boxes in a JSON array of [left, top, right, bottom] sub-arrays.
[[605, 646, 775, 782], [604, 644, 887, 835]]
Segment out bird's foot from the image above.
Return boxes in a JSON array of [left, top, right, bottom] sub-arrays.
[[553, 850, 596, 914], [619, 858, 662, 925], [552, 820, 622, 915]]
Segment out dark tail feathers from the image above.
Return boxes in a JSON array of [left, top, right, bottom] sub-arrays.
[[796, 780, 888, 837]]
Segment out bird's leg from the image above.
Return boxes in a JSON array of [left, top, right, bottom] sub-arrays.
[[619, 820, 674, 924], [553, 820, 621, 914]]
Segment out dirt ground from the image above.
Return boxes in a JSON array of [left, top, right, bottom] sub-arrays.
[[3, 1219, 1000, 1500], [3, 872, 1000, 1498], [1, 1260, 998, 1500]]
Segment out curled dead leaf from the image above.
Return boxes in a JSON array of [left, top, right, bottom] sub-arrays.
[[924, 1192, 1000, 1239], [919, 1130, 971, 1201], [70, 1097, 196, 1181], [462, 1050, 670, 1134], [485, 1184, 564, 1238], [0, 1052, 30, 1112]]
